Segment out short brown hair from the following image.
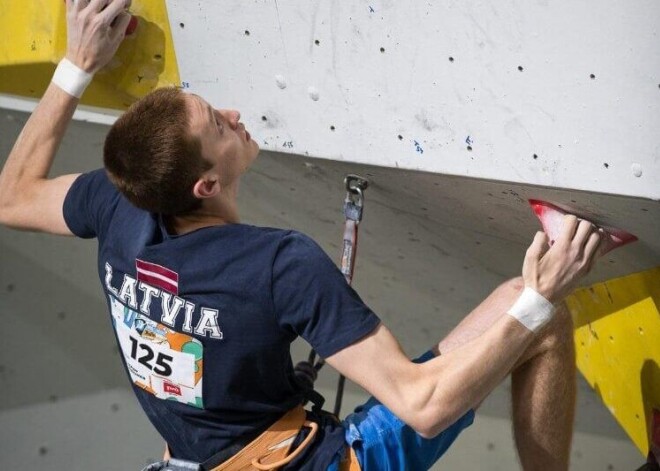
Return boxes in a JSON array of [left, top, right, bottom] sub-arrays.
[[104, 87, 211, 215]]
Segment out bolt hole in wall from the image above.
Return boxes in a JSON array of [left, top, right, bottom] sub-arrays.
[[533, 153, 538, 159], [518, 65, 524, 72], [380, 47, 385, 53], [244, 30, 250, 36], [179, 22, 184, 28]]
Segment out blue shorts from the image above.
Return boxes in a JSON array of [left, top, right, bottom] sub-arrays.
[[328, 351, 475, 471]]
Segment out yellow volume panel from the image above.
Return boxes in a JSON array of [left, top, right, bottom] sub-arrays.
[[567, 266, 660, 456], [0, 0, 180, 110]]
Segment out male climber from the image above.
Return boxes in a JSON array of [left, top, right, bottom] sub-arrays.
[[0, 1, 603, 470]]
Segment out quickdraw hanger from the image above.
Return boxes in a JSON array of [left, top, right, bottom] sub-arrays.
[[294, 174, 369, 417]]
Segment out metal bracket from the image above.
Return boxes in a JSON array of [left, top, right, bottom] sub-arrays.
[[343, 174, 369, 223], [344, 174, 369, 194]]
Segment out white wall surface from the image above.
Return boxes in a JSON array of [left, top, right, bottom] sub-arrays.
[[167, 0, 660, 200]]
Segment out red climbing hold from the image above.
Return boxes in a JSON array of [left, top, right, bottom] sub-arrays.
[[528, 199, 637, 255], [125, 15, 138, 36]]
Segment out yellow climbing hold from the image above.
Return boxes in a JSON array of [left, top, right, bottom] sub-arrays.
[[0, 0, 180, 110]]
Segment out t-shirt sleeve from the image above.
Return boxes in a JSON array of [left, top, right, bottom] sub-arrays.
[[271, 231, 381, 358], [62, 168, 120, 239]]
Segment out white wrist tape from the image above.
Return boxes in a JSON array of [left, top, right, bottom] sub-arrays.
[[507, 287, 555, 333], [52, 58, 93, 98]]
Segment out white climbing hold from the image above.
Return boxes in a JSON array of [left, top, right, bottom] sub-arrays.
[[631, 163, 643, 178], [308, 86, 320, 101], [275, 75, 287, 89]]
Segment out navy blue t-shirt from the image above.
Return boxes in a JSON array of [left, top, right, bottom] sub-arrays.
[[63, 169, 380, 469]]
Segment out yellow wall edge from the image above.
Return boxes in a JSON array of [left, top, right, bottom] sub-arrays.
[[567, 266, 660, 455]]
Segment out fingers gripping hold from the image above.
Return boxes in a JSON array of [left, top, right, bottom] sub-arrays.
[[110, 11, 132, 41], [527, 231, 550, 262], [573, 219, 596, 251], [66, 0, 87, 13], [87, 0, 112, 13], [527, 200, 637, 302], [64, 0, 132, 73], [583, 229, 603, 273], [97, 0, 131, 26], [563, 218, 600, 275], [65, 0, 135, 35], [522, 214, 603, 304], [557, 214, 578, 245]]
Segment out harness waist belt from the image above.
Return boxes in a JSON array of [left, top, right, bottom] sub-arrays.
[[162, 406, 362, 471], [204, 406, 317, 471]]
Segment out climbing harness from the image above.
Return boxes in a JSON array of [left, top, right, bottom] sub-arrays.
[[207, 406, 318, 471], [295, 174, 369, 417], [144, 406, 317, 471]]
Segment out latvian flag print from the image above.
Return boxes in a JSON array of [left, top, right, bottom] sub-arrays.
[[136, 259, 179, 295]]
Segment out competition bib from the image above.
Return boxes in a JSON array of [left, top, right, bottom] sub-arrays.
[[109, 295, 204, 408]]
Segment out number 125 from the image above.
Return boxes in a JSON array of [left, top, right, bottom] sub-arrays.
[[129, 336, 174, 377]]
